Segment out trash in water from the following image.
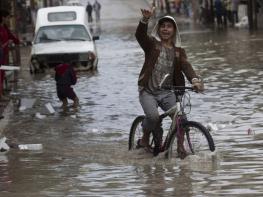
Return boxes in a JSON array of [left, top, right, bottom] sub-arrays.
[[45, 103, 55, 114], [35, 112, 46, 119], [10, 92, 20, 96], [206, 123, 218, 132], [19, 98, 36, 109], [0, 137, 10, 152], [235, 16, 248, 28], [18, 144, 43, 150], [19, 105, 26, 111], [92, 128, 99, 133], [70, 115, 77, 118]]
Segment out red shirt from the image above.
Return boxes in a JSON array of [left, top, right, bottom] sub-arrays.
[[0, 24, 20, 65]]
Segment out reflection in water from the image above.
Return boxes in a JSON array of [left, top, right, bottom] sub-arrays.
[[0, 155, 11, 192], [1, 7, 263, 197]]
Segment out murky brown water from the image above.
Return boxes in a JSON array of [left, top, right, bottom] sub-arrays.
[[1, 0, 263, 196]]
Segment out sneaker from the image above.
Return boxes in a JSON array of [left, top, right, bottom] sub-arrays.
[[177, 147, 188, 159], [136, 139, 153, 153], [153, 145, 161, 157], [153, 137, 163, 156], [136, 139, 144, 149]]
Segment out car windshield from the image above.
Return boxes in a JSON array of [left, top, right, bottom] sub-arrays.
[[34, 25, 91, 43]]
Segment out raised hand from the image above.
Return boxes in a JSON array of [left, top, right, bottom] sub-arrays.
[[140, 6, 155, 20]]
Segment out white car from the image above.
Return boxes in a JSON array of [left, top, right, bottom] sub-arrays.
[[30, 6, 99, 74]]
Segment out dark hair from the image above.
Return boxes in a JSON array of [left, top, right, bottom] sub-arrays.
[[0, 9, 10, 23], [158, 18, 176, 28]]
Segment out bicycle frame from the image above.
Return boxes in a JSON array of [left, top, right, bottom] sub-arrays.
[[159, 91, 186, 149], [157, 74, 189, 143]]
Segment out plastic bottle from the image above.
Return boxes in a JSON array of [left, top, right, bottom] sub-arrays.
[[18, 144, 43, 150]]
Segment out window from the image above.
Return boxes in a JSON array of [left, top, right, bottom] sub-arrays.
[[48, 11, 77, 22], [35, 25, 91, 43]]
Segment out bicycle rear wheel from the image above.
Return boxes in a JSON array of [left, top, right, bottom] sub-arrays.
[[166, 121, 215, 159], [128, 115, 145, 150], [129, 115, 156, 151]]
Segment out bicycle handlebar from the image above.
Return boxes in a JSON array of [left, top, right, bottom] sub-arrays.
[[161, 86, 194, 91]]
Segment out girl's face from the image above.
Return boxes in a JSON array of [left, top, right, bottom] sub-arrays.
[[2, 15, 10, 25], [158, 21, 176, 42]]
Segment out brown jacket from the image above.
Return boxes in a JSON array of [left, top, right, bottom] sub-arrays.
[[135, 21, 197, 88]]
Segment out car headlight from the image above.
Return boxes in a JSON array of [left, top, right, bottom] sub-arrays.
[[79, 52, 96, 61], [88, 51, 96, 60]]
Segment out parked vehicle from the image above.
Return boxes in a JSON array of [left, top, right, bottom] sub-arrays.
[[30, 6, 99, 74]]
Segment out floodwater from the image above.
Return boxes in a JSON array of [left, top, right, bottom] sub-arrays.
[[1, 0, 263, 196]]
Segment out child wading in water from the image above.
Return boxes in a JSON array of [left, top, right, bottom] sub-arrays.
[[55, 60, 79, 109]]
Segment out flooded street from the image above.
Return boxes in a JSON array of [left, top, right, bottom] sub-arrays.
[[1, 0, 263, 196]]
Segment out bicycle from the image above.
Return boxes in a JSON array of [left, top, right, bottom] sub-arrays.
[[128, 86, 215, 159]]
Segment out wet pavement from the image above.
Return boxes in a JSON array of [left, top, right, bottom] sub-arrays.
[[1, 0, 263, 196]]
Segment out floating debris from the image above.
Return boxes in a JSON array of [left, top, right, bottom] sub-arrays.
[[19, 98, 36, 111], [206, 123, 218, 132], [18, 144, 43, 150], [45, 103, 55, 114], [19, 105, 26, 111], [0, 137, 10, 152], [35, 112, 47, 119], [92, 128, 99, 133], [70, 115, 77, 119]]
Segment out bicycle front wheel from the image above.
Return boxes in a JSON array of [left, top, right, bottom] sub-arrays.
[[166, 121, 215, 158], [128, 115, 145, 150]]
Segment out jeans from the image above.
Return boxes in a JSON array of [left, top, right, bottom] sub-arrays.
[[139, 89, 177, 131]]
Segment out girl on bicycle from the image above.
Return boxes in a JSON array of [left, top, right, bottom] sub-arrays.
[[135, 6, 204, 158]]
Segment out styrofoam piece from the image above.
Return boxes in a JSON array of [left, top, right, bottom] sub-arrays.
[[45, 103, 55, 114], [18, 144, 43, 150], [0, 137, 10, 151]]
